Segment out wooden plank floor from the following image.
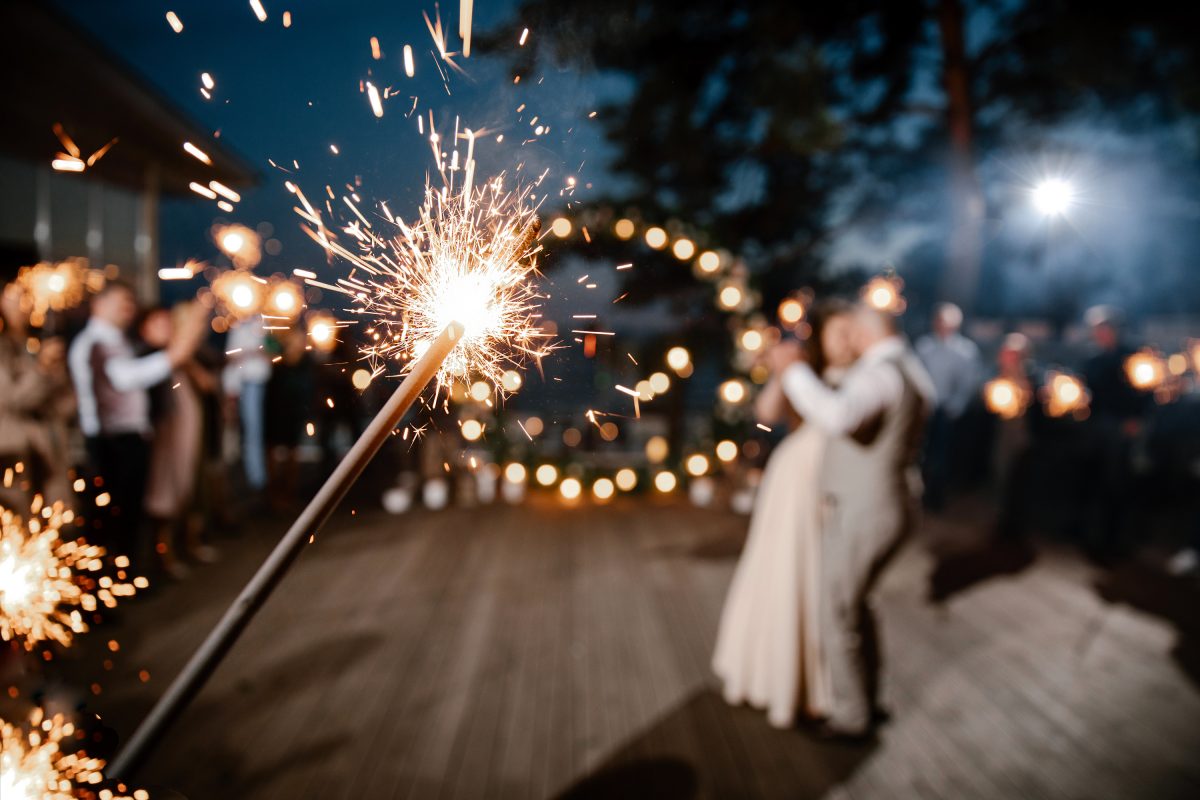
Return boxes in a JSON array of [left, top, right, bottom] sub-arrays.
[[55, 496, 1200, 799]]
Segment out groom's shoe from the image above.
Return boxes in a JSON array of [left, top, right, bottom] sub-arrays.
[[813, 721, 876, 744], [870, 706, 892, 726]]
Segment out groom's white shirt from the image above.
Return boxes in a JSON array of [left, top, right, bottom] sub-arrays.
[[780, 336, 934, 435]]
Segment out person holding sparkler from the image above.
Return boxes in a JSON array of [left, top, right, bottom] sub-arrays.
[[1076, 305, 1151, 563], [68, 281, 209, 569], [0, 278, 75, 510]]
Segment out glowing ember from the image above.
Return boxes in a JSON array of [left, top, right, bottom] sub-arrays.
[[0, 709, 146, 799], [0, 500, 142, 650], [182, 141, 211, 164], [298, 173, 551, 393]]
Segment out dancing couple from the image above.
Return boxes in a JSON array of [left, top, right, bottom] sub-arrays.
[[713, 301, 935, 737]]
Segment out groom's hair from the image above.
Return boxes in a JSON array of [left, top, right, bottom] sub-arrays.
[[854, 303, 898, 337]]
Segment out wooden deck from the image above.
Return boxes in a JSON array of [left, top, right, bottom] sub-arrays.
[[60, 497, 1200, 799]]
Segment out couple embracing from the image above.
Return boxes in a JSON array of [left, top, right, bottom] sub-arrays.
[[713, 301, 935, 738]]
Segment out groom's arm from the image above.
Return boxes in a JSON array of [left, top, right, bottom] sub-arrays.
[[780, 361, 903, 435]]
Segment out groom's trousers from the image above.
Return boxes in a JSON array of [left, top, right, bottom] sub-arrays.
[[820, 495, 913, 734]]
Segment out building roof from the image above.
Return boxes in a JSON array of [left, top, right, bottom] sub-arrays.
[[0, 0, 257, 195]]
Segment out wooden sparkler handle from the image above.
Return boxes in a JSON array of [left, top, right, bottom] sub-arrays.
[[109, 322, 465, 780]]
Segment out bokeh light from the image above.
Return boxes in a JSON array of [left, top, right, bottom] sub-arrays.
[[535, 464, 558, 486], [615, 468, 638, 491]]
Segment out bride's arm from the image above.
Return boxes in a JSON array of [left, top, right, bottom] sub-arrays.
[[754, 374, 789, 425]]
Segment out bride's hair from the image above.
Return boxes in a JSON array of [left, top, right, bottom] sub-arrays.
[[806, 298, 855, 376]]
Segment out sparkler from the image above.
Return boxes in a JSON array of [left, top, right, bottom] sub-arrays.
[[863, 274, 906, 314], [1, 709, 144, 800], [210, 270, 264, 319], [15, 259, 101, 328], [1125, 350, 1165, 391], [111, 174, 548, 779], [1043, 371, 1089, 418], [0, 499, 141, 650], [984, 377, 1029, 420]]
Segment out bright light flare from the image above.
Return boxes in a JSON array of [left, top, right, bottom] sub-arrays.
[[1032, 178, 1075, 217]]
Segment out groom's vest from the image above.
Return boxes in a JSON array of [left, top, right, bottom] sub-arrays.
[[819, 349, 930, 543]]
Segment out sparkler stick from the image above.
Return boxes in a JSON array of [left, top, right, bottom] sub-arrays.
[[109, 320, 464, 779]]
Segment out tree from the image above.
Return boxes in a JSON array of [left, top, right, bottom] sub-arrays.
[[486, 1, 1200, 316]]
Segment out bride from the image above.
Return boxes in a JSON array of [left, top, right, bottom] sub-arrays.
[[712, 300, 856, 728]]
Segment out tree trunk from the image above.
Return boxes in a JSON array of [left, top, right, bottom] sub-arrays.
[[937, 0, 985, 312]]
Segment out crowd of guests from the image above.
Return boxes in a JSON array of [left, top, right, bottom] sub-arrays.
[[913, 301, 1200, 571], [3, 271, 1198, 589], [0, 276, 359, 585]]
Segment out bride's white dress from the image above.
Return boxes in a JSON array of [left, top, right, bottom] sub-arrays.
[[712, 421, 833, 728]]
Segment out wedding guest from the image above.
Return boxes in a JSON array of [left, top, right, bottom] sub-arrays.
[[0, 279, 75, 510], [1077, 305, 1148, 562], [139, 306, 206, 579], [223, 317, 271, 493], [916, 302, 980, 510], [264, 327, 314, 510], [990, 333, 1040, 540], [68, 281, 207, 566], [714, 300, 856, 729]]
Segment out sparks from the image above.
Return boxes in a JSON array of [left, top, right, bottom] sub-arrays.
[[249, 0, 268, 23], [0, 709, 146, 800], [165, 11, 184, 33], [299, 173, 553, 392], [366, 81, 384, 118], [0, 500, 142, 650]]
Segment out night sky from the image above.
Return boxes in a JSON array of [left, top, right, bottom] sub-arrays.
[[55, 0, 615, 287]]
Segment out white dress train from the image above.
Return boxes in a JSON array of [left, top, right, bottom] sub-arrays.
[[712, 422, 833, 728]]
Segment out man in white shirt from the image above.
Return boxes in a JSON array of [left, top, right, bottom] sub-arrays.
[[68, 280, 206, 565], [771, 304, 934, 737], [914, 302, 981, 509]]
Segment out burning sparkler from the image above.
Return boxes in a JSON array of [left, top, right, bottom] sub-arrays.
[[211, 270, 264, 319], [14, 259, 103, 328], [984, 377, 1030, 420], [112, 162, 551, 779], [1043, 371, 1090, 418], [0, 499, 142, 650], [296, 174, 550, 393], [1125, 350, 1166, 391], [0, 709, 145, 800], [863, 274, 906, 314]]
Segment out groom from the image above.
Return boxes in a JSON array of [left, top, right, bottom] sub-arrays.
[[772, 303, 934, 737]]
